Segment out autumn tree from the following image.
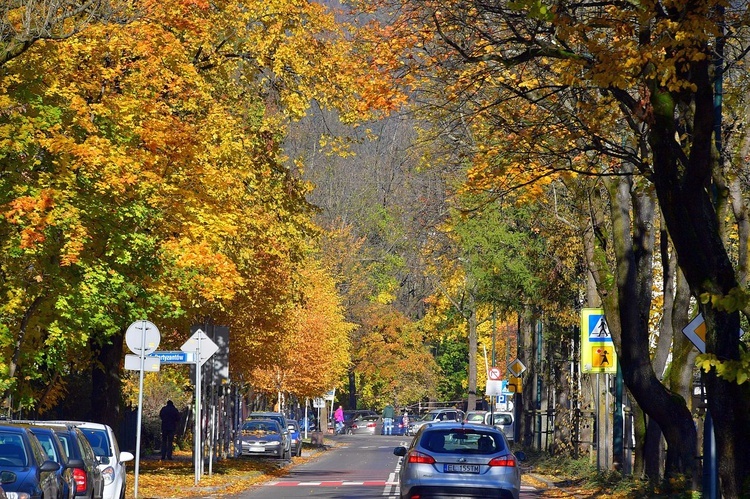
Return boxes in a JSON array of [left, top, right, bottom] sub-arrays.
[[348, 0, 750, 493]]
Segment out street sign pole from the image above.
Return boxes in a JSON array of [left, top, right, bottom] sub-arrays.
[[125, 320, 160, 499], [194, 333, 202, 485]]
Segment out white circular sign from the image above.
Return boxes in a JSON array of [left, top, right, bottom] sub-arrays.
[[126, 320, 161, 355], [489, 367, 502, 380]]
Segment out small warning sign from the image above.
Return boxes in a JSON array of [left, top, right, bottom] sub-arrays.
[[591, 345, 613, 368]]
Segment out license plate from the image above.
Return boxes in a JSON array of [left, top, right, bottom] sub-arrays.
[[249, 446, 264, 452], [444, 464, 480, 473]]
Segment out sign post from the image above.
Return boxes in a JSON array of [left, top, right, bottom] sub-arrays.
[[124, 320, 160, 499], [181, 329, 219, 485]]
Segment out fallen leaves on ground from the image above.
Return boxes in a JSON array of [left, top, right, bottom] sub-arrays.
[[126, 448, 317, 498]]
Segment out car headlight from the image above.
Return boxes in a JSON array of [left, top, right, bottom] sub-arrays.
[[101, 466, 115, 485], [266, 441, 280, 446], [6, 493, 31, 499]]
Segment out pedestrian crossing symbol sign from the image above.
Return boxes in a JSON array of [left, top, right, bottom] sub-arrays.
[[581, 308, 617, 374]]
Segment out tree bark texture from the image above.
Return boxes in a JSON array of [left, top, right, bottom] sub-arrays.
[[600, 172, 698, 482], [649, 53, 750, 497]]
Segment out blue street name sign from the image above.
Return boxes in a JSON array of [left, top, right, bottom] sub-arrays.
[[154, 351, 195, 364]]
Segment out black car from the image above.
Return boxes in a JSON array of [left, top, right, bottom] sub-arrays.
[[0, 423, 61, 499], [27, 425, 78, 499], [48, 424, 104, 499]]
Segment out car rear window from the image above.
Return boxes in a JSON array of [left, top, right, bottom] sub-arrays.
[[420, 429, 505, 454]]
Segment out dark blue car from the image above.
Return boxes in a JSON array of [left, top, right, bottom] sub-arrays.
[[381, 415, 409, 436], [0, 424, 61, 499]]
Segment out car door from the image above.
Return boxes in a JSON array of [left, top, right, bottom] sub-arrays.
[[76, 432, 104, 499], [28, 431, 62, 499]]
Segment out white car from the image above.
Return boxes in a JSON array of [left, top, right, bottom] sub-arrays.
[[55, 421, 134, 499]]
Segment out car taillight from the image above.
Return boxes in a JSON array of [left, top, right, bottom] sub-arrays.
[[367, 423, 376, 428], [73, 468, 88, 493], [488, 456, 517, 467], [407, 450, 435, 464]]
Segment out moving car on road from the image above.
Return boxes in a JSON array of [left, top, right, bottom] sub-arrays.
[[393, 421, 525, 499], [348, 415, 380, 435], [407, 408, 464, 436]]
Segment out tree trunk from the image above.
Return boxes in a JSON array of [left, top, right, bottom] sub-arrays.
[[90, 330, 125, 428], [649, 52, 750, 496], [466, 291, 477, 412], [600, 172, 697, 483]]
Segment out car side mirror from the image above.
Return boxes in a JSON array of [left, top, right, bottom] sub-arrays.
[[0, 470, 15, 484], [514, 451, 526, 462], [120, 451, 135, 463], [393, 446, 407, 457], [98, 456, 111, 465], [40, 460, 61, 472]]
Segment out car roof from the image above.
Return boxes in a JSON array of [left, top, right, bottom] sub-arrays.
[[423, 421, 498, 432]]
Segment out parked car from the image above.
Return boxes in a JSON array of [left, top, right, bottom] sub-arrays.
[[245, 413, 291, 459], [286, 421, 302, 457], [26, 424, 77, 499], [407, 408, 465, 435], [239, 420, 286, 458], [348, 415, 380, 435], [47, 423, 104, 499], [393, 421, 525, 499], [484, 411, 515, 443], [343, 410, 377, 427], [464, 410, 489, 424], [381, 415, 409, 436], [68, 422, 134, 499], [0, 423, 61, 499]]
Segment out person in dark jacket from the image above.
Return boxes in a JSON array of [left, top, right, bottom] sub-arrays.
[[159, 400, 181, 460]]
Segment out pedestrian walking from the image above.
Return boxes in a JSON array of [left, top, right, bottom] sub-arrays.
[[382, 403, 395, 435], [159, 400, 181, 460], [334, 405, 345, 434]]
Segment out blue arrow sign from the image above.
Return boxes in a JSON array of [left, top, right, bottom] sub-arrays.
[[154, 351, 195, 364]]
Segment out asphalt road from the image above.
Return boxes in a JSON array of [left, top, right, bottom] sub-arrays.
[[233, 433, 541, 499]]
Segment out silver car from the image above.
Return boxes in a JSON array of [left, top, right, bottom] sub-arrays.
[[407, 408, 464, 435], [393, 421, 524, 499], [239, 420, 286, 459]]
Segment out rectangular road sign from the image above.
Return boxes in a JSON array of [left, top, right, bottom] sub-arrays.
[[581, 308, 617, 374], [155, 351, 195, 364]]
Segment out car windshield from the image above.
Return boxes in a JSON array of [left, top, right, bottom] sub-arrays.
[[0, 434, 28, 467], [420, 429, 505, 454], [80, 428, 110, 458], [242, 421, 279, 434], [466, 413, 485, 423]]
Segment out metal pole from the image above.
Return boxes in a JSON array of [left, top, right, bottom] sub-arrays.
[[134, 321, 146, 499], [194, 338, 202, 485]]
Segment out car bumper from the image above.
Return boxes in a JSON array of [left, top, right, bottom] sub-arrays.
[[240, 443, 284, 457], [400, 485, 518, 499]]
